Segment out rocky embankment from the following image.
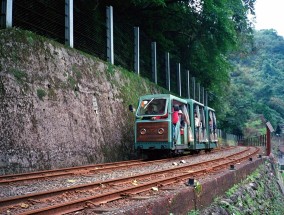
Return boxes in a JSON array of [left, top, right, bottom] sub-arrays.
[[198, 158, 284, 215]]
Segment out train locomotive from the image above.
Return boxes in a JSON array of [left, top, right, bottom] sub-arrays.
[[134, 94, 218, 157]]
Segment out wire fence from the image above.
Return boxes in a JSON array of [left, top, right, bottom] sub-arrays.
[[1, 0, 207, 102], [113, 21, 134, 71], [241, 135, 267, 147], [73, 1, 107, 60], [13, 0, 65, 44]]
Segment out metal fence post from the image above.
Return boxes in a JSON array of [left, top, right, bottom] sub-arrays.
[[151, 42, 157, 84], [187, 70, 190, 99], [177, 63, 181, 97], [192, 77, 196, 101], [202, 87, 205, 105], [1, 0, 13, 28], [197, 83, 200, 103], [134, 27, 140, 75], [106, 6, 114, 64], [205, 91, 208, 106], [65, 0, 73, 48], [165, 52, 170, 91]]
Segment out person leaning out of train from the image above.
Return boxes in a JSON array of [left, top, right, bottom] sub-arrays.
[[180, 112, 185, 135], [172, 105, 179, 124], [194, 112, 201, 128]]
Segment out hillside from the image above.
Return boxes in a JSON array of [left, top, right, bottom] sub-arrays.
[[223, 30, 284, 137]]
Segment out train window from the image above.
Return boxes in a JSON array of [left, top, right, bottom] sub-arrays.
[[137, 98, 167, 117]]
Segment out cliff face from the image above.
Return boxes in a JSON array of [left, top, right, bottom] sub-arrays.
[[0, 28, 162, 174]]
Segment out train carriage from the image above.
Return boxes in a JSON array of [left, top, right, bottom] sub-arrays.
[[205, 106, 218, 149], [134, 94, 218, 157]]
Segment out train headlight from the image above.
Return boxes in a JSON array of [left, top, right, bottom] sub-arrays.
[[140, 129, 146, 135], [158, 128, 164, 135]]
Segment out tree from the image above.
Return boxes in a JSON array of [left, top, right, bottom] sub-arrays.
[[275, 125, 282, 136], [80, 0, 258, 133]]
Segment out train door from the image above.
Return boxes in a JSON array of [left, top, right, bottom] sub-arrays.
[[171, 99, 188, 151], [206, 107, 218, 149], [185, 102, 194, 144], [192, 102, 207, 149], [211, 111, 218, 141]]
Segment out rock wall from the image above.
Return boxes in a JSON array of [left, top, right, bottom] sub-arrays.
[[199, 158, 284, 215], [0, 28, 164, 174]]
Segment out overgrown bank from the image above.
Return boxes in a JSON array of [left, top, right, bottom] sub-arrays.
[[191, 159, 284, 215]]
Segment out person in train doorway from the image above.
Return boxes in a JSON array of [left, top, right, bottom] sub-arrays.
[[195, 111, 201, 141], [179, 110, 185, 144], [172, 105, 180, 142]]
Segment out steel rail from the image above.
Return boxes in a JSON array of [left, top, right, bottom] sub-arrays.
[[17, 147, 260, 215], [0, 159, 146, 184], [0, 147, 256, 209], [0, 146, 232, 184]]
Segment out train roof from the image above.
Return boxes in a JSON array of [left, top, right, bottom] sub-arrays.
[[138, 94, 187, 103], [138, 94, 215, 111]]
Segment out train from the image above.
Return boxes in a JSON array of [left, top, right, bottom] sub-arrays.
[[134, 94, 218, 157]]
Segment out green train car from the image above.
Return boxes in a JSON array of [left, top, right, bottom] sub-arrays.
[[134, 94, 218, 157]]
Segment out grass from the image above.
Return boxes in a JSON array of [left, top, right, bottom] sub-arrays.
[[36, 88, 46, 101]]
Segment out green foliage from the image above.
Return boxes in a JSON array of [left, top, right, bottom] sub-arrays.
[[27, 35, 34, 45], [187, 210, 200, 215], [9, 68, 27, 84], [73, 68, 82, 80], [107, 63, 115, 75], [83, 0, 255, 111], [68, 76, 76, 89], [37, 0, 256, 136], [36, 88, 46, 101], [131, 0, 165, 7], [194, 180, 202, 197], [223, 29, 284, 135], [225, 184, 239, 196]]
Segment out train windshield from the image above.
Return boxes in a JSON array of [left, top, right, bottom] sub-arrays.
[[137, 98, 167, 117]]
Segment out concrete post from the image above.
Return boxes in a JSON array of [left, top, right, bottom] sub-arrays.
[[266, 126, 271, 156], [202, 87, 205, 105], [165, 52, 170, 91], [134, 27, 140, 75], [177, 63, 181, 97], [197, 83, 200, 103], [151, 42, 157, 84], [266, 121, 274, 156], [205, 91, 208, 106], [65, 0, 74, 48], [192, 77, 196, 101], [187, 70, 190, 99], [106, 6, 114, 64]]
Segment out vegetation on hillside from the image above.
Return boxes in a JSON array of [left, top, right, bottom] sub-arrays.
[[223, 30, 284, 137], [87, 0, 256, 117], [191, 161, 284, 214], [9, 1, 284, 137]]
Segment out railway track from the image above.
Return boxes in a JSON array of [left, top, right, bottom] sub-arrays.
[[0, 159, 146, 184], [0, 147, 230, 185], [0, 146, 260, 215]]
